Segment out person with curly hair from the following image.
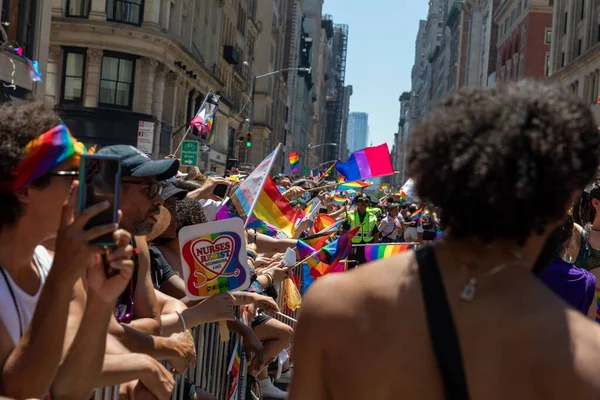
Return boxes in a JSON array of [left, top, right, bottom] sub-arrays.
[[288, 81, 600, 399], [0, 101, 136, 398]]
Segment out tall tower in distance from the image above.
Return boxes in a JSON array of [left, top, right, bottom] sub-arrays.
[[346, 112, 369, 154]]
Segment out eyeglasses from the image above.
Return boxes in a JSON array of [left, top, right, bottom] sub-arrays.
[[122, 180, 162, 199]]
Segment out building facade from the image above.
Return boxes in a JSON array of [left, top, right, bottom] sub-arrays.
[[547, 0, 600, 120], [46, 0, 261, 173], [494, 0, 553, 82], [346, 111, 368, 154], [1, 0, 52, 103]]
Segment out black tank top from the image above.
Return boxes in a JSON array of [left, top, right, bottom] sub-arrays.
[[416, 246, 470, 400]]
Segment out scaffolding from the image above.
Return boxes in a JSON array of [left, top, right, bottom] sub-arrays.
[[324, 23, 349, 165]]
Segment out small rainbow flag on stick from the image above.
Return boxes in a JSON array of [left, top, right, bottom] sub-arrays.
[[364, 243, 414, 262], [409, 207, 424, 221], [289, 151, 300, 174], [333, 195, 346, 205], [335, 144, 394, 181], [253, 176, 300, 238]]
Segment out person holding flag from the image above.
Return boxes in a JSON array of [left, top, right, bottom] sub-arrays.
[[343, 194, 379, 268]]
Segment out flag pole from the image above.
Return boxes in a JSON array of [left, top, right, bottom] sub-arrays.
[[173, 92, 212, 155]]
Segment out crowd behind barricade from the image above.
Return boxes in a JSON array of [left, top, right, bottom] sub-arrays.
[[6, 81, 600, 400]]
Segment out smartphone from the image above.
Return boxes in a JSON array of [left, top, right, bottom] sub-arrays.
[[78, 154, 122, 248], [213, 183, 230, 199]]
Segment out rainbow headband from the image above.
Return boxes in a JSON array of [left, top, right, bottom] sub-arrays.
[[3, 124, 86, 191]]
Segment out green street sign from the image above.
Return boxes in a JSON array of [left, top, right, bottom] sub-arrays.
[[181, 140, 199, 167], [302, 166, 310, 176]]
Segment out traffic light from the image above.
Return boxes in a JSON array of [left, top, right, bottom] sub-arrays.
[[246, 133, 252, 148]]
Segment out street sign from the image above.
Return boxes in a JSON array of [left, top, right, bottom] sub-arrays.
[[136, 121, 155, 155], [302, 166, 310, 176], [181, 140, 199, 167]]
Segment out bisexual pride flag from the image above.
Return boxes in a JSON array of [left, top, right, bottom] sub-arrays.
[[335, 143, 394, 181]]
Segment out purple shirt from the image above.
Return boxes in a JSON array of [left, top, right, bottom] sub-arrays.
[[540, 257, 596, 314]]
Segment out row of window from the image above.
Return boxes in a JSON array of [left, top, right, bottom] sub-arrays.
[[67, 0, 143, 25], [499, 0, 528, 39], [61, 48, 135, 109]]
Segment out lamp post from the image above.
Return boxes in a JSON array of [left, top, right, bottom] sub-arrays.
[[241, 66, 311, 165], [308, 143, 338, 171]]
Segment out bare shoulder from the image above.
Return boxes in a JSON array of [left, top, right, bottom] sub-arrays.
[[533, 308, 600, 396], [300, 251, 418, 333]]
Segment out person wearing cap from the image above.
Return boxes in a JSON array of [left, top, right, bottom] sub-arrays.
[[274, 173, 292, 192], [343, 194, 379, 268], [95, 145, 197, 379]]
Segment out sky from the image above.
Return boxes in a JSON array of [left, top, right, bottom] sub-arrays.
[[322, 0, 429, 151]]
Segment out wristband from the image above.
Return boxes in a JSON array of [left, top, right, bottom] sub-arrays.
[[264, 272, 274, 286], [246, 248, 258, 260], [175, 311, 187, 332]]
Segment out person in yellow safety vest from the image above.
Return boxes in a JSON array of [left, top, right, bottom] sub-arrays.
[[343, 194, 379, 269]]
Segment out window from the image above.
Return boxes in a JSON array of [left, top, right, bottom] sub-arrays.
[[545, 29, 552, 44], [544, 53, 550, 77], [578, 39, 582, 55], [98, 53, 135, 109], [66, 0, 90, 17], [61, 48, 86, 104], [561, 52, 565, 67], [3, 0, 36, 57], [106, 0, 143, 25], [564, 12, 568, 35], [549, 0, 553, 5], [580, 0, 585, 20]]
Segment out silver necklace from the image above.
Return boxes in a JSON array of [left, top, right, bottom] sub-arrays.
[[459, 258, 524, 301]]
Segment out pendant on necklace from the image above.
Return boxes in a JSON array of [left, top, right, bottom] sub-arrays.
[[460, 277, 477, 301]]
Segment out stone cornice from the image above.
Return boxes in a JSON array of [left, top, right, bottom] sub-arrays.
[[547, 43, 600, 82], [50, 18, 224, 95]]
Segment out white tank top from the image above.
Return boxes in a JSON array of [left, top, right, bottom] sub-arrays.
[[0, 246, 52, 345]]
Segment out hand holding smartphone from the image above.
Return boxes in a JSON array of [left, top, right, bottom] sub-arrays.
[[78, 154, 122, 277]]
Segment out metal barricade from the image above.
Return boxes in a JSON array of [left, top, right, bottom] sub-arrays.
[[92, 320, 247, 400], [275, 263, 303, 329]]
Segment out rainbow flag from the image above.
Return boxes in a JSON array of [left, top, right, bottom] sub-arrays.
[[227, 145, 280, 219], [337, 180, 373, 190], [302, 232, 334, 250], [333, 195, 346, 205], [227, 336, 242, 400], [315, 219, 344, 235], [247, 215, 282, 238], [378, 183, 389, 191], [311, 226, 360, 278], [253, 176, 300, 238], [364, 244, 414, 262], [409, 207, 424, 221], [313, 214, 336, 234], [335, 143, 394, 181], [289, 151, 300, 174], [320, 163, 336, 181], [190, 92, 220, 144]]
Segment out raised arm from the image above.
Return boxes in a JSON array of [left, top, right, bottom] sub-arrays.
[[51, 230, 134, 399], [129, 238, 161, 335]]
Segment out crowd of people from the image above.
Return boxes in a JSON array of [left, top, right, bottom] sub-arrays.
[[5, 80, 600, 400]]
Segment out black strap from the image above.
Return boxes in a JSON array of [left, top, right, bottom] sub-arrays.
[[416, 246, 470, 400], [0, 267, 23, 338]]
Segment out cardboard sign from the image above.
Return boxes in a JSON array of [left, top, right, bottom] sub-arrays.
[[179, 218, 250, 299]]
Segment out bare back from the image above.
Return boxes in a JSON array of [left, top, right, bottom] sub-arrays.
[[289, 248, 600, 399]]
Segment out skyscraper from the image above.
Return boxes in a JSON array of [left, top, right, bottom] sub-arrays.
[[346, 112, 369, 154]]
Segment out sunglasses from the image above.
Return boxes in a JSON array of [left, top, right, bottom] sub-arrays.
[[122, 180, 162, 199]]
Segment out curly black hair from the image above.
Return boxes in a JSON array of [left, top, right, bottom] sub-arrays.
[[175, 197, 207, 234], [407, 81, 600, 244], [0, 101, 62, 230]]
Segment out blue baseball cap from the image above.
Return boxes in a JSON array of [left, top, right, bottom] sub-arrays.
[[97, 145, 180, 181]]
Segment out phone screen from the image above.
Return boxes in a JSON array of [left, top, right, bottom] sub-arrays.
[[79, 155, 121, 246], [213, 183, 229, 199]]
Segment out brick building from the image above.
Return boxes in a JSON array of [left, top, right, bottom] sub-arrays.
[[494, 0, 553, 82]]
